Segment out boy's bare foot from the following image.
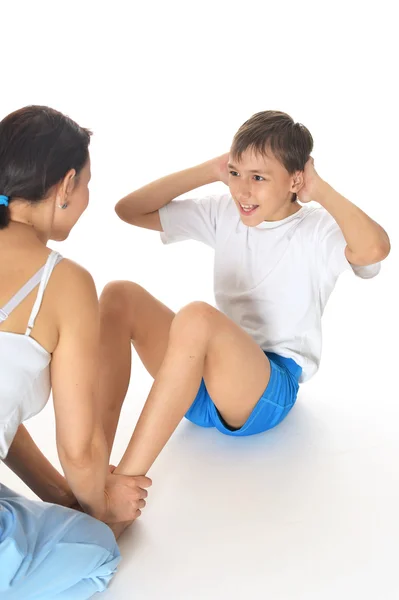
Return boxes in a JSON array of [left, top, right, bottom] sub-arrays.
[[109, 520, 133, 540]]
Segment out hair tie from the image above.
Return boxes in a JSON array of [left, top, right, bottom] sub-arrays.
[[0, 195, 9, 207]]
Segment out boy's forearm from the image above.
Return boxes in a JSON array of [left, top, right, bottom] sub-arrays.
[[4, 425, 75, 506], [314, 180, 390, 264], [116, 160, 219, 223]]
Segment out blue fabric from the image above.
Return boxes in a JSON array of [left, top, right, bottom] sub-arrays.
[[185, 352, 302, 437], [0, 195, 9, 207], [0, 484, 121, 599]]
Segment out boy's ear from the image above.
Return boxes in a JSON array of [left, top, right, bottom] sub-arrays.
[[290, 170, 304, 193]]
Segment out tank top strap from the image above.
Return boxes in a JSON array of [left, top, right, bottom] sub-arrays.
[[25, 251, 64, 336], [0, 268, 45, 324]]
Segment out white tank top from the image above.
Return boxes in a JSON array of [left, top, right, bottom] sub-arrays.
[[0, 251, 63, 460]]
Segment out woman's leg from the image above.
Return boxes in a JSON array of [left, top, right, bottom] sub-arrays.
[[98, 281, 175, 453], [115, 301, 271, 477], [0, 484, 120, 600]]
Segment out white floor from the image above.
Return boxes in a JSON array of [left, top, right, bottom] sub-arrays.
[[1, 309, 398, 600], [106, 356, 399, 600]]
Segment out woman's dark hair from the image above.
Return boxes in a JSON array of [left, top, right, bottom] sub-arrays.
[[0, 105, 91, 229], [231, 110, 313, 202]]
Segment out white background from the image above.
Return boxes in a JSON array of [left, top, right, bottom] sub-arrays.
[[1, 1, 398, 599]]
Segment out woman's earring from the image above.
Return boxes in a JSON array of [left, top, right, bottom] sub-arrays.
[[58, 203, 68, 210]]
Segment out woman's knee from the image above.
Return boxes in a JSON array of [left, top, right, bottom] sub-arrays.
[[0, 506, 120, 599]]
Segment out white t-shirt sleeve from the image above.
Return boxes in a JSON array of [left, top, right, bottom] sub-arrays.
[[318, 215, 351, 278], [316, 211, 381, 280], [350, 262, 381, 278], [159, 195, 221, 248]]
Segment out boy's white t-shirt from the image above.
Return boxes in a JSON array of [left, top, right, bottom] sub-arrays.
[[159, 194, 380, 382]]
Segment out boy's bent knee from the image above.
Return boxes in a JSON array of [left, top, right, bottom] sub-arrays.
[[172, 302, 219, 340], [178, 301, 217, 322], [100, 281, 143, 315]]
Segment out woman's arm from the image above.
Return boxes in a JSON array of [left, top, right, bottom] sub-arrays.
[[51, 261, 108, 519], [51, 260, 151, 523], [3, 424, 75, 506]]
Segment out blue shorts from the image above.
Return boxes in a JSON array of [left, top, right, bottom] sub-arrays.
[[185, 352, 302, 437]]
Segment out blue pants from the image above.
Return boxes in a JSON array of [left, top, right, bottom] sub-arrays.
[[185, 352, 302, 436], [0, 484, 121, 599]]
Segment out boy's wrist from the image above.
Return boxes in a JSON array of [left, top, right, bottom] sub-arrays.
[[310, 178, 332, 206], [197, 159, 221, 185]]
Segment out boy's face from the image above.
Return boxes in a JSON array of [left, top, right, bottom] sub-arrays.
[[228, 148, 303, 226]]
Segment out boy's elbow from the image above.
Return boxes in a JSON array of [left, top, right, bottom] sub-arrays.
[[115, 198, 140, 225], [373, 238, 391, 262], [115, 199, 128, 221], [347, 238, 390, 266]]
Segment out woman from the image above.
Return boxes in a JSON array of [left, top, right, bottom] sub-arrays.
[[0, 105, 151, 599]]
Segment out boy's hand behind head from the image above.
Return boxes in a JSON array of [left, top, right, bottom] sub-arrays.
[[297, 157, 323, 204], [212, 153, 230, 186]]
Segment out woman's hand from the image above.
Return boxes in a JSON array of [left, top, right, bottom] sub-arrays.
[[103, 471, 152, 523]]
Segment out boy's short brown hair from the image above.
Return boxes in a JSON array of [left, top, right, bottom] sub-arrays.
[[231, 110, 313, 175]]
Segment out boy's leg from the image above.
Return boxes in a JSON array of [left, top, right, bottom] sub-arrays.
[[115, 301, 271, 477], [98, 281, 175, 453]]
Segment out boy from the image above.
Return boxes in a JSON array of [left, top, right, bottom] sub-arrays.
[[98, 111, 390, 477]]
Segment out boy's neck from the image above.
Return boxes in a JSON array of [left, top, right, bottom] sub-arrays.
[[263, 201, 302, 223]]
